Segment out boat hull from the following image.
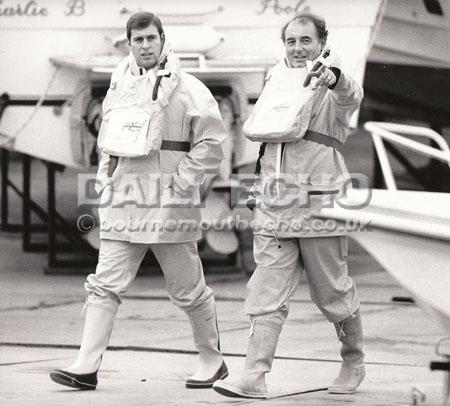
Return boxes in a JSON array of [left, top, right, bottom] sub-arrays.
[[351, 227, 450, 335], [319, 189, 450, 335]]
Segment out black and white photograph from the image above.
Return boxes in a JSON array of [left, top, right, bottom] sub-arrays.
[[1, 0, 449, 404]]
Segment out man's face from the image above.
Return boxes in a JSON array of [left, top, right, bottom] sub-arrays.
[[129, 24, 163, 70], [284, 20, 323, 68]]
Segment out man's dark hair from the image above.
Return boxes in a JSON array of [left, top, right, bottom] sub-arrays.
[[126, 11, 164, 41], [281, 13, 328, 45]]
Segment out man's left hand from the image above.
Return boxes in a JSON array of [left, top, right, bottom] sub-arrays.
[[309, 65, 336, 90]]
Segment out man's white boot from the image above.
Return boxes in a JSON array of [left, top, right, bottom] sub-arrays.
[[213, 316, 283, 399], [329, 309, 365, 394], [185, 298, 228, 388], [50, 302, 118, 390]]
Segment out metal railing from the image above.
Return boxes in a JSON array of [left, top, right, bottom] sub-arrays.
[[364, 121, 450, 190]]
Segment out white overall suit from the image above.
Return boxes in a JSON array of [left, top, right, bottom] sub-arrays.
[[214, 57, 366, 398], [51, 46, 228, 390]]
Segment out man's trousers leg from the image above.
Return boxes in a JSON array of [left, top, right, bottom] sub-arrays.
[[299, 236, 365, 393], [50, 239, 148, 390], [151, 241, 227, 388], [214, 234, 300, 398]]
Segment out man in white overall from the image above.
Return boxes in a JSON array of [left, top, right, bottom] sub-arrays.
[[50, 11, 228, 390], [214, 13, 365, 398]]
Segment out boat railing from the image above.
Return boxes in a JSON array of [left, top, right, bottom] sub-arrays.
[[364, 121, 450, 190]]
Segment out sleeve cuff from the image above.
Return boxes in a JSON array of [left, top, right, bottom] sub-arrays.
[[328, 67, 342, 90]]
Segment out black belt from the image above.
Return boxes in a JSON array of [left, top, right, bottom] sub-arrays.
[[303, 130, 344, 154], [254, 130, 343, 176], [161, 140, 190, 152]]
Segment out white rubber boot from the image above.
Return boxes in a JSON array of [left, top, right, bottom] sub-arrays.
[[329, 309, 365, 394], [50, 302, 118, 390], [213, 316, 283, 399], [185, 298, 228, 388]]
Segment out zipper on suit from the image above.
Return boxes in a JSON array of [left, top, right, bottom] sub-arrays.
[[273, 142, 286, 250]]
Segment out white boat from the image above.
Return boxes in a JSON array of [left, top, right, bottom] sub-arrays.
[[365, 0, 450, 125], [319, 121, 450, 335], [0, 0, 386, 168], [317, 120, 450, 406], [320, 188, 450, 334], [318, 184, 450, 405], [370, 0, 450, 68], [1, 0, 449, 168]]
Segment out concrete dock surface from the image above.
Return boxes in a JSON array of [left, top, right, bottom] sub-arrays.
[[1, 230, 449, 406]]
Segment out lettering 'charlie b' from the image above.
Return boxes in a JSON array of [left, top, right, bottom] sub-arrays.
[[0, 0, 48, 16]]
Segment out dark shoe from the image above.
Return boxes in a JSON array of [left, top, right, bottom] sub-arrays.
[[185, 361, 228, 389], [50, 369, 98, 390]]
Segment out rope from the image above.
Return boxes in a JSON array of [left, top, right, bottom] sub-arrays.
[[0, 65, 61, 147]]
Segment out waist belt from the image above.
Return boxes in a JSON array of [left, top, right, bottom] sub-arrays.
[[253, 130, 343, 176], [161, 140, 190, 152], [303, 130, 344, 154]]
